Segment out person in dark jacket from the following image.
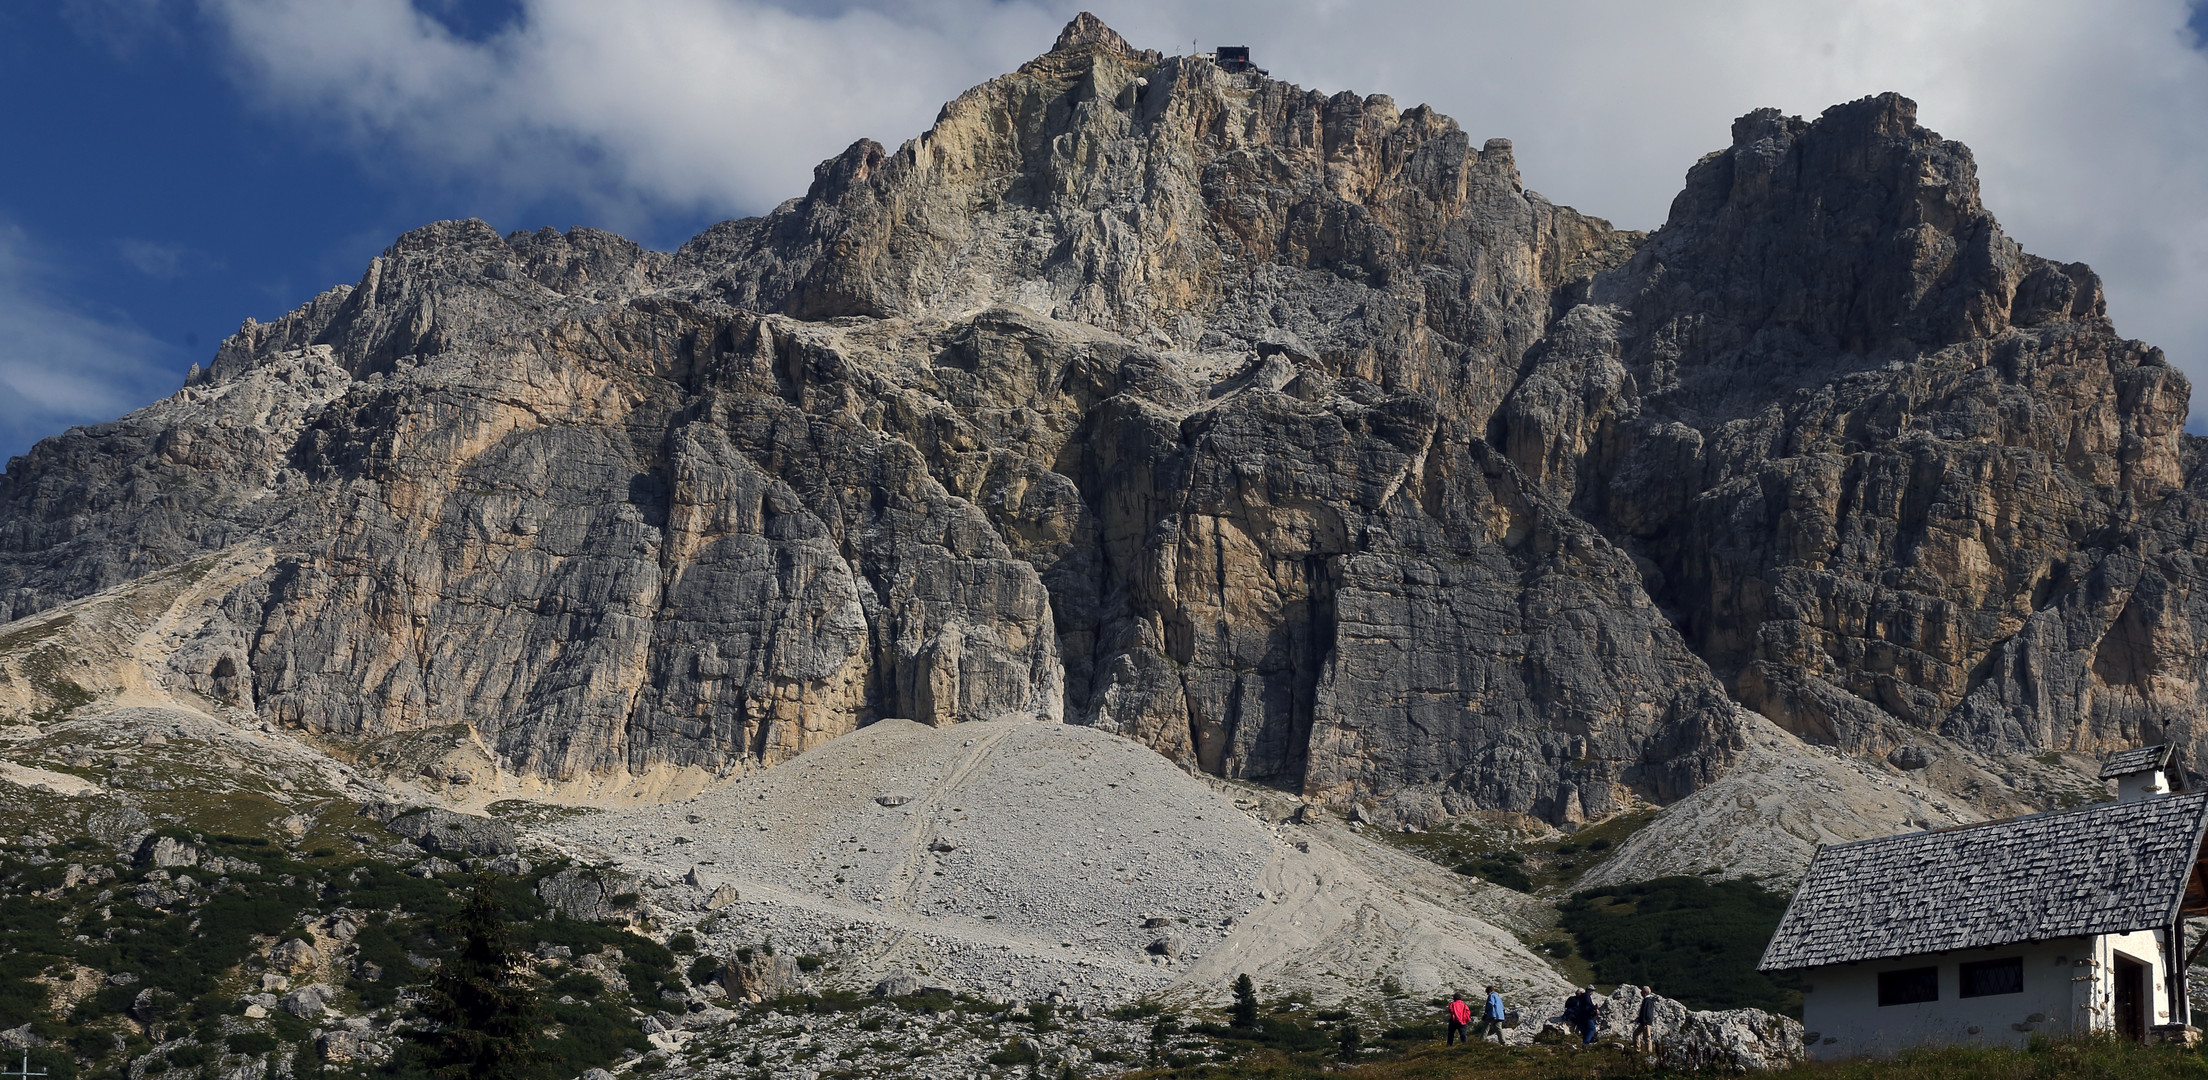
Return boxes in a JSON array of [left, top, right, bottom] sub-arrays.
[[1633, 986, 1662, 1053], [1563, 987, 1599, 1046], [1446, 992, 1472, 1045]]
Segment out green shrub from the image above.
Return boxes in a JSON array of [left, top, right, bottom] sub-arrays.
[[549, 973, 604, 999], [225, 1032, 278, 1056], [795, 955, 824, 973], [163, 1044, 212, 1069], [1457, 859, 1533, 893], [986, 1040, 1039, 1066], [267, 1008, 311, 1044], [687, 955, 720, 986]]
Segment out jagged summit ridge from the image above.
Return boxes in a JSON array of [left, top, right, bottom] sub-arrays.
[[0, 18, 2194, 837], [1049, 11, 1140, 57]]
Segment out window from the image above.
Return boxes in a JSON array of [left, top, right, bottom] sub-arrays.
[[1878, 966, 1940, 1006], [1960, 957, 2024, 998]]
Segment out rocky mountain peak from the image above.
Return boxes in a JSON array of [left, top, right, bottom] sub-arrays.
[[0, 20, 2199, 847], [1049, 11, 1137, 57]]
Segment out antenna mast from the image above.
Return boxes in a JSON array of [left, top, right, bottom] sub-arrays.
[[0, 1051, 48, 1080]]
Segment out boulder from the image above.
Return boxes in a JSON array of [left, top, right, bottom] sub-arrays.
[[1663, 1008, 1804, 1070], [1504, 987, 1802, 1068], [537, 867, 642, 922], [717, 954, 798, 1003], [135, 835, 200, 869], [316, 1029, 362, 1062], [383, 808, 518, 856], [269, 938, 318, 975], [280, 984, 331, 1018], [873, 971, 921, 998]]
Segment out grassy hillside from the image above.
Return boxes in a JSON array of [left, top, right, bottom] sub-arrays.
[[0, 833, 678, 1080], [1559, 875, 1803, 1016], [1129, 1033, 2208, 1079]]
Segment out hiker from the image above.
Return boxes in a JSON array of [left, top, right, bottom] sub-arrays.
[[1446, 992, 1472, 1045], [1563, 986, 1599, 1046], [1633, 986, 1662, 1053], [1478, 985, 1507, 1043]]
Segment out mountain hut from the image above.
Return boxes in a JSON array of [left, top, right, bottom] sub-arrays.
[[1760, 745, 2208, 1058]]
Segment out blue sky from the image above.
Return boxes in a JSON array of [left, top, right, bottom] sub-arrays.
[[4, 0, 2208, 464], [0, 2, 727, 461]]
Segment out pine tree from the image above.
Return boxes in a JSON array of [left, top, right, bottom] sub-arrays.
[[1231, 973, 1259, 1029], [422, 874, 540, 1080]]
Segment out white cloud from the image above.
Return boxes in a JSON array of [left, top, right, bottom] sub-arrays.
[[0, 226, 179, 450], [201, 0, 2208, 420], [116, 239, 196, 279], [205, 0, 1065, 224]]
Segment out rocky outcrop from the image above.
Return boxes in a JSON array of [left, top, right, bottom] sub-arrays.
[[0, 16, 2193, 826], [382, 808, 519, 857], [538, 866, 642, 923], [1494, 93, 2200, 780], [716, 953, 799, 1003], [1514, 986, 1802, 1068]]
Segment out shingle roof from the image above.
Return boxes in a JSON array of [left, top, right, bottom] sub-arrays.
[[2101, 744, 2173, 780], [1759, 792, 2208, 971]]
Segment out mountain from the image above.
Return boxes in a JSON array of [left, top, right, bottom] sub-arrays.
[[0, 12, 2191, 847]]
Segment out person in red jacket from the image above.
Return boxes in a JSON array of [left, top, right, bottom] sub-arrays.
[[1446, 992, 1473, 1045]]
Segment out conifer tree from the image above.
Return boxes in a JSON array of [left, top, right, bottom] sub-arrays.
[[422, 874, 539, 1080], [1231, 973, 1259, 1029]]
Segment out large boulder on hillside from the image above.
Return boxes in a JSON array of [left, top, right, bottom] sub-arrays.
[[537, 867, 641, 922], [383, 808, 518, 856]]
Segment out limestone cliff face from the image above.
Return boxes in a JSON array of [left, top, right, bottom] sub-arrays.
[[0, 18, 2189, 822], [1495, 95, 2198, 775]]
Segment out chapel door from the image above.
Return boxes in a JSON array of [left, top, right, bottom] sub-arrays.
[[2115, 954, 2148, 1041]]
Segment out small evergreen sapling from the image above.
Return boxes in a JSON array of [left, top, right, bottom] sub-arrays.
[[422, 874, 540, 1080], [1231, 973, 1259, 1029]]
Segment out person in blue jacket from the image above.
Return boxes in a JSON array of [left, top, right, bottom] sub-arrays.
[[1477, 985, 1507, 1043]]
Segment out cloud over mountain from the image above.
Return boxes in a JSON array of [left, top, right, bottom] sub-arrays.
[[197, 1, 2208, 410]]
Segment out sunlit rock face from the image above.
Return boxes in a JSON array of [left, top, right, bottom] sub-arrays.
[[0, 15, 2191, 825]]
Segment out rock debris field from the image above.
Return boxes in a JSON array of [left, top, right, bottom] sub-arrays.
[[540, 718, 1563, 1008]]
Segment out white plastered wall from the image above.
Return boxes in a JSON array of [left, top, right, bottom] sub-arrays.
[[2085, 928, 2175, 1034], [1798, 932, 2174, 1060]]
